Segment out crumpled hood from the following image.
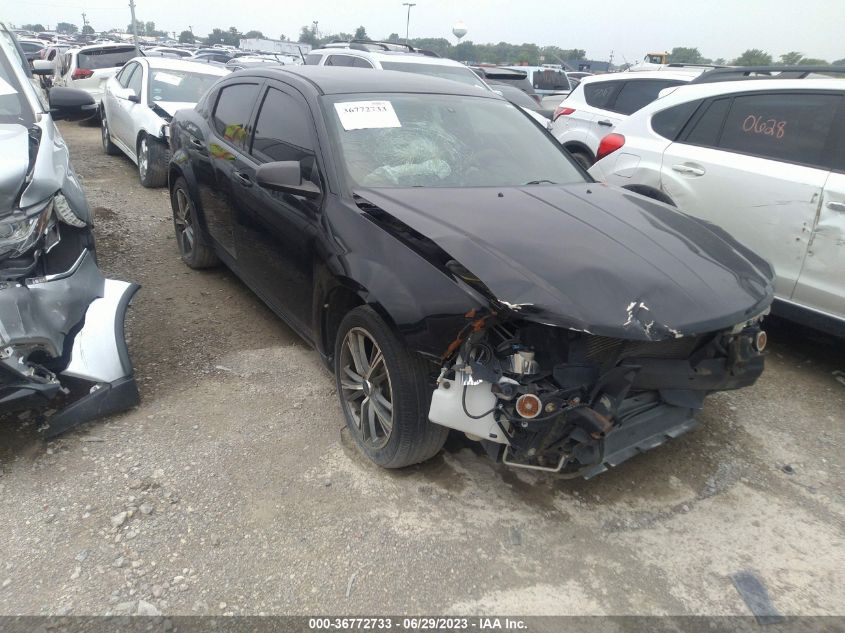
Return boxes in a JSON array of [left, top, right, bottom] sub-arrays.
[[0, 124, 31, 216], [355, 183, 774, 340], [153, 101, 196, 118]]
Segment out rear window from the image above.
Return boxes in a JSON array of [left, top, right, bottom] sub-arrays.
[[583, 81, 622, 109], [78, 47, 136, 70], [379, 61, 488, 90], [651, 100, 701, 140], [533, 69, 570, 92], [612, 79, 685, 115], [20, 42, 43, 53], [685, 98, 731, 146]]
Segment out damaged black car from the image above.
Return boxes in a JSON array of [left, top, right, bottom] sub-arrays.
[[168, 66, 773, 477], [0, 27, 139, 437]]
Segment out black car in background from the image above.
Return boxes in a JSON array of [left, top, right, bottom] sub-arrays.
[[167, 66, 773, 478]]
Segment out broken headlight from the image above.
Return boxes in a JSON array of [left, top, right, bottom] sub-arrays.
[[0, 197, 54, 260]]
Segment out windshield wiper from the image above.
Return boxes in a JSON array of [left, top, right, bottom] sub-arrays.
[[523, 179, 557, 185]]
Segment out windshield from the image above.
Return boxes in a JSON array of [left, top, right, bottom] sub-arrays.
[[0, 30, 34, 125], [379, 61, 488, 90], [324, 93, 585, 189], [149, 69, 221, 103], [78, 47, 136, 70]]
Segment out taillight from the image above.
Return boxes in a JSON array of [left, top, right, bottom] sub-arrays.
[[553, 106, 575, 121], [71, 68, 94, 80], [596, 133, 625, 162]]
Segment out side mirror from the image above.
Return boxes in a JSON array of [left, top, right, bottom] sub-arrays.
[[48, 87, 97, 121], [31, 59, 53, 76], [255, 160, 321, 199], [114, 87, 140, 103]]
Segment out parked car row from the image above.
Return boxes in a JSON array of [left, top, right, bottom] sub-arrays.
[[5, 21, 839, 481]]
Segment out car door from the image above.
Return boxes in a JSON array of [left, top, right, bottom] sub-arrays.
[[111, 62, 142, 151], [660, 91, 840, 301], [233, 84, 323, 331], [198, 81, 262, 259], [792, 102, 845, 319], [104, 62, 136, 148]]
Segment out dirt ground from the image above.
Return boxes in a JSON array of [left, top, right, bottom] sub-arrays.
[[0, 121, 842, 617]]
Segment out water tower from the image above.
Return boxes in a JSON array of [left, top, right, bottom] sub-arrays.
[[452, 21, 467, 42]]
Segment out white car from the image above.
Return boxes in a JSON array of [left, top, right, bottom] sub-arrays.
[[101, 57, 227, 187], [305, 41, 490, 91], [53, 43, 138, 105], [304, 41, 552, 126], [588, 68, 845, 335], [145, 46, 193, 58], [550, 70, 703, 168]]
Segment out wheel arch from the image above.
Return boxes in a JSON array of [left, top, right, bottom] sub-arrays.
[[563, 141, 595, 162]]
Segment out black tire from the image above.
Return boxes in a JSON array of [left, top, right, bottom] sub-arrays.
[[170, 176, 219, 269], [101, 111, 120, 156], [334, 306, 448, 469], [569, 150, 593, 170], [138, 135, 169, 188]]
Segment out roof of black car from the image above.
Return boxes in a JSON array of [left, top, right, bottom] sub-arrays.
[[231, 65, 500, 98]]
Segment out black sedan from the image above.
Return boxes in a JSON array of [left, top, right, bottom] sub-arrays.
[[167, 67, 773, 478]]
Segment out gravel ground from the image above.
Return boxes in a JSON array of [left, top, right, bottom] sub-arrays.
[[0, 121, 842, 617]]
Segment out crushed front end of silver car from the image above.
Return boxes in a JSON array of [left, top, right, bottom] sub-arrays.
[[0, 105, 139, 437]]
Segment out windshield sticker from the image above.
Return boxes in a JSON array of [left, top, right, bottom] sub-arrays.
[[334, 101, 401, 131], [153, 72, 183, 86], [0, 76, 17, 96]]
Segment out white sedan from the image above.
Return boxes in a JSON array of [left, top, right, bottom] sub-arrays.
[[101, 57, 226, 187]]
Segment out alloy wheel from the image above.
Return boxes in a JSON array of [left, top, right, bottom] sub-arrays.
[[339, 327, 394, 449], [101, 117, 109, 149], [173, 187, 196, 257], [138, 138, 148, 180]]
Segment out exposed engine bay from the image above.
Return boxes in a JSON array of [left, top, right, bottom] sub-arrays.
[[429, 310, 767, 478]]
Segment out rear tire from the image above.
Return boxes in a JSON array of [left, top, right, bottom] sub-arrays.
[[138, 136, 169, 188], [170, 176, 219, 269], [569, 150, 593, 170], [101, 111, 120, 156], [334, 306, 448, 469]]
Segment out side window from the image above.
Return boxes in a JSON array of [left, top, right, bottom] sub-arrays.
[[60, 53, 71, 75], [116, 63, 136, 88], [612, 80, 685, 115], [718, 93, 841, 168], [212, 83, 260, 150], [126, 64, 142, 96], [684, 98, 731, 147], [351, 57, 374, 68], [250, 87, 319, 184], [583, 81, 622, 109], [304, 54, 322, 65], [325, 55, 355, 67], [651, 100, 701, 140]]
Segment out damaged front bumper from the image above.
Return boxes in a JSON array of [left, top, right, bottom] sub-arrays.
[[0, 249, 139, 437], [428, 313, 768, 478]]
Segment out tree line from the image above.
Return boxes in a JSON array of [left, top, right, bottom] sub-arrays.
[[17, 22, 845, 67]]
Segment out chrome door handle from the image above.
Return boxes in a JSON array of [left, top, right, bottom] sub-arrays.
[[827, 201, 845, 212], [671, 164, 705, 176]]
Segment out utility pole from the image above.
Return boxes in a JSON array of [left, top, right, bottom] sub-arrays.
[[128, 0, 139, 50], [402, 3, 416, 43], [81, 12, 89, 29]]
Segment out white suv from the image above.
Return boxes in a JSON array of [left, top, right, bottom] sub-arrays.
[[305, 41, 489, 91], [588, 68, 845, 335], [550, 70, 703, 168], [53, 43, 138, 105]]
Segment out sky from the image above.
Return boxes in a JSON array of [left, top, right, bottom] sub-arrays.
[[5, 0, 843, 63]]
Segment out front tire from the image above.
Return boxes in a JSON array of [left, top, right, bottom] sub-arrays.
[[335, 306, 448, 469], [170, 177, 219, 269], [138, 136, 169, 188], [101, 111, 120, 156]]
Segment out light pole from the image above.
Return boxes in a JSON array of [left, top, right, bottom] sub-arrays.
[[402, 3, 416, 43]]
